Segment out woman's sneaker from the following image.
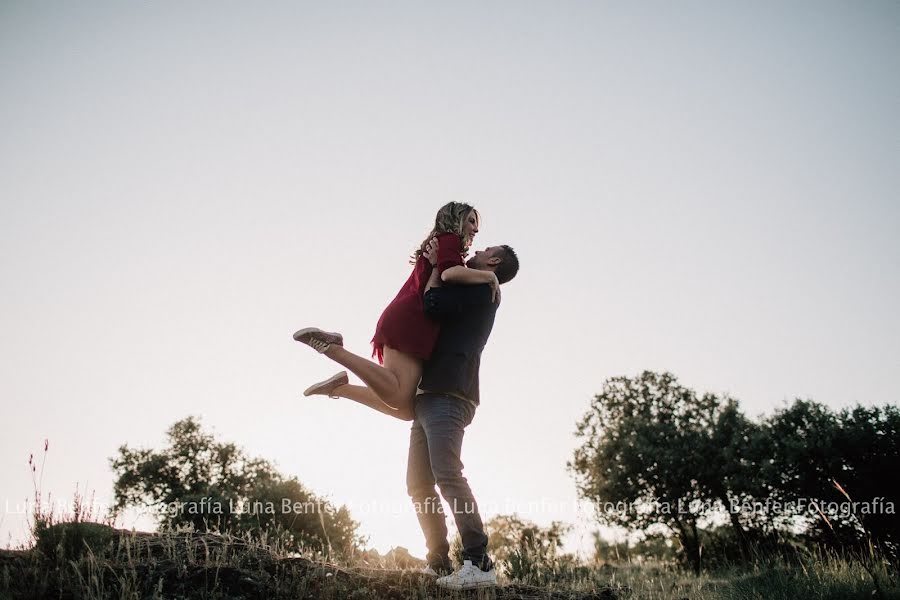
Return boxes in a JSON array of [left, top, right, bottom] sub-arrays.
[[293, 328, 343, 353], [436, 560, 497, 590], [303, 371, 348, 397]]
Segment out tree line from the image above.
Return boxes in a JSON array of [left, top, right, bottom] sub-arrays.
[[107, 371, 898, 572], [569, 371, 899, 572]]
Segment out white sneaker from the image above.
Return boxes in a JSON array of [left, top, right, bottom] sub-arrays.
[[436, 560, 497, 590]]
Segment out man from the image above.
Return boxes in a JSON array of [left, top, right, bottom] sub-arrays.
[[410, 243, 519, 590]]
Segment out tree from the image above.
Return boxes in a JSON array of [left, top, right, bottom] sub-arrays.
[[832, 404, 900, 546], [699, 398, 770, 559], [761, 400, 900, 548], [109, 416, 363, 556], [755, 399, 843, 538], [569, 371, 742, 572]]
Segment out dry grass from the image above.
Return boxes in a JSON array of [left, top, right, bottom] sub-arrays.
[[3, 521, 898, 599]]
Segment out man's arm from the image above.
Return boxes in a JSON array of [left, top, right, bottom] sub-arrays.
[[442, 265, 500, 303], [422, 237, 496, 315], [441, 265, 495, 285]]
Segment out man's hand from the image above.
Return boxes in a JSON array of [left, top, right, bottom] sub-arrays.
[[489, 272, 501, 304], [424, 237, 439, 267]]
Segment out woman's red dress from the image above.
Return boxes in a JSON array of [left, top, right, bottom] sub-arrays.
[[371, 233, 465, 364]]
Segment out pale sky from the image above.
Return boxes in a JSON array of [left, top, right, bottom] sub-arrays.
[[2, 1, 898, 557]]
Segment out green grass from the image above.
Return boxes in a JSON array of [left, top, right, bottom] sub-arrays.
[[719, 549, 900, 600]]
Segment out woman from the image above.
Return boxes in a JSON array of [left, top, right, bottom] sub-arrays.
[[294, 202, 500, 421]]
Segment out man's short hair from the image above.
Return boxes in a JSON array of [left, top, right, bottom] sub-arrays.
[[494, 245, 519, 284]]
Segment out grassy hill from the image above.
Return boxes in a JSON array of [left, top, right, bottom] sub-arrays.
[[0, 522, 622, 599], [2, 521, 896, 599]]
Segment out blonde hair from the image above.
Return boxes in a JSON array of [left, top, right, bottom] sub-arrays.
[[410, 202, 480, 264]]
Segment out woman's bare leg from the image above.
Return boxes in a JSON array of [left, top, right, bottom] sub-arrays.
[[323, 345, 421, 421], [331, 384, 412, 421]]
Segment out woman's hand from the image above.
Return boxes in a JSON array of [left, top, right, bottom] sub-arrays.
[[424, 237, 439, 267]]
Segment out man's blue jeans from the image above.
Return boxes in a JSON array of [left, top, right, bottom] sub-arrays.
[[406, 392, 490, 570]]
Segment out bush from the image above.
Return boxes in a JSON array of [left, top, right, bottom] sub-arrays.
[[109, 416, 364, 557]]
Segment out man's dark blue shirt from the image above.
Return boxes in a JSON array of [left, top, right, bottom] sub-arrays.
[[419, 283, 498, 406]]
